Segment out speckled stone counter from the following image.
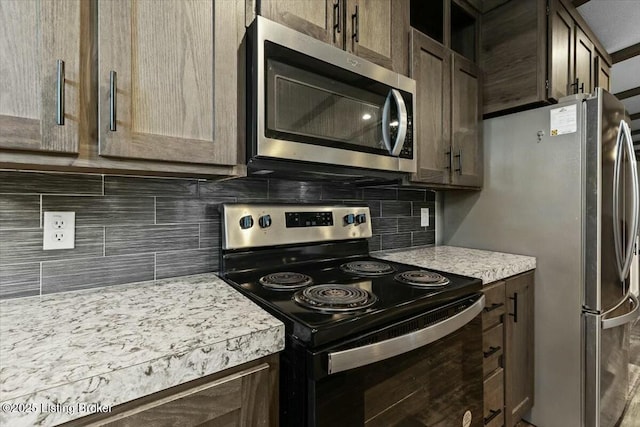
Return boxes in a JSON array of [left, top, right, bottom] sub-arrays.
[[374, 246, 536, 284], [0, 273, 284, 427]]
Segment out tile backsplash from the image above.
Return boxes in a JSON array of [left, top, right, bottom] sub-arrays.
[[0, 171, 436, 299]]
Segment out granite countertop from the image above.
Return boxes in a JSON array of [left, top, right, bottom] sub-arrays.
[[0, 273, 284, 427], [374, 246, 536, 284]]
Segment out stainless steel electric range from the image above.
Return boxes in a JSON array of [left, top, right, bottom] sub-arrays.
[[219, 204, 486, 427]]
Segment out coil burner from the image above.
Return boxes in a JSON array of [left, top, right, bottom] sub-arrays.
[[394, 270, 451, 288], [340, 260, 395, 276], [259, 272, 313, 290], [293, 285, 377, 312]]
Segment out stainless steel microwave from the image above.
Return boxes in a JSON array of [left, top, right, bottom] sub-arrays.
[[247, 16, 416, 181]]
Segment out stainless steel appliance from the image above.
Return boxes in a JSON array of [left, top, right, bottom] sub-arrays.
[[444, 88, 640, 427], [219, 204, 484, 426], [247, 17, 416, 182]]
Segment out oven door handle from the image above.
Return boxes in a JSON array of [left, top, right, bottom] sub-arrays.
[[327, 294, 485, 375]]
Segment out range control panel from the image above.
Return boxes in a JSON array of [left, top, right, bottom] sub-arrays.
[[222, 204, 371, 250], [285, 211, 334, 228]]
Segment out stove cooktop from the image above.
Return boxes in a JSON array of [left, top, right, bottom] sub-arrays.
[[221, 255, 482, 348]]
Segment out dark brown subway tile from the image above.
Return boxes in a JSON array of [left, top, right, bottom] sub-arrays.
[[426, 191, 436, 202], [269, 180, 322, 201], [368, 235, 381, 252], [397, 217, 425, 233], [321, 184, 362, 201], [200, 178, 268, 199], [371, 217, 398, 234], [381, 201, 412, 217], [105, 224, 199, 256], [397, 189, 426, 202], [42, 196, 154, 227], [156, 248, 219, 279], [412, 231, 436, 247], [0, 263, 40, 299], [381, 233, 412, 250], [41, 253, 154, 294], [362, 187, 397, 200], [0, 227, 104, 264], [0, 171, 102, 195], [0, 195, 40, 229], [156, 198, 230, 224], [104, 176, 197, 197], [341, 201, 381, 217], [199, 221, 220, 249]]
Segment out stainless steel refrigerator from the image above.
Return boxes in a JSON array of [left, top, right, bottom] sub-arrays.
[[443, 88, 639, 427]]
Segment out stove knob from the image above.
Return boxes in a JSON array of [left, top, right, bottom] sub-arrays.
[[258, 214, 272, 228], [344, 214, 355, 225], [355, 213, 367, 224], [239, 215, 254, 229]]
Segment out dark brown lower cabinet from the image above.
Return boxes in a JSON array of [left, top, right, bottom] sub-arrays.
[[481, 271, 534, 427], [65, 354, 279, 427], [505, 272, 535, 427]]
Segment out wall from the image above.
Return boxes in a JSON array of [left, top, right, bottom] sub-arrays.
[[0, 170, 436, 299]]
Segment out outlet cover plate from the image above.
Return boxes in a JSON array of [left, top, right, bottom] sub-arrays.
[[420, 208, 430, 227], [43, 211, 75, 250]]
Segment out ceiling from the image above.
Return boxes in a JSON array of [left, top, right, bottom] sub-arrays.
[[576, 0, 640, 153]]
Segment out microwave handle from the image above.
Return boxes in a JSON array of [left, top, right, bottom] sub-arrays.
[[381, 89, 408, 157]]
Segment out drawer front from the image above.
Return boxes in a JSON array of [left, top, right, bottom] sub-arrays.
[[483, 367, 504, 427], [483, 323, 504, 378], [482, 281, 506, 329]]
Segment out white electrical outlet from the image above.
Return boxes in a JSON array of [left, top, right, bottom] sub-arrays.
[[420, 208, 430, 227], [43, 211, 75, 250]]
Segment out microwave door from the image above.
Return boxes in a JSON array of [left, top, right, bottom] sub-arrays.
[[266, 59, 389, 154]]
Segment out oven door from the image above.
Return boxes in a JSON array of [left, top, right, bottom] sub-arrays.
[[249, 16, 416, 175], [281, 294, 485, 427]]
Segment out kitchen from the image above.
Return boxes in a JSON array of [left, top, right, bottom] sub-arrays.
[[0, 0, 638, 426]]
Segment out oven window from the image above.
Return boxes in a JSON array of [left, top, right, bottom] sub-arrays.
[[280, 315, 484, 427], [313, 316, 483, 426]]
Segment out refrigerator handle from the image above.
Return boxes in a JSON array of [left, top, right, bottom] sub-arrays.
[[621, 120, 639, 280], [602, 293, 639, 330], [612, 121, 626, 281]]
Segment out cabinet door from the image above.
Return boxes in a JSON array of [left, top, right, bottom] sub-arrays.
[[595, 55, 611, 91], [98, 363, 272, 427], [98, 0, 241, 165], [260, 0, 342, 48], [480, 0, 547, 116], [451, 54, 482, 187], [345, 0, 409, 74], [505, 272, 535, 427], [548, 1, 573, 101], [574, 26, 594, 95], [0, 0, 81, 154], [409, 30, 451, 185]]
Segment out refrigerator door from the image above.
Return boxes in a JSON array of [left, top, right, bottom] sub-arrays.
[[584, 89, 637, 313], [584, 296, 639, 427]]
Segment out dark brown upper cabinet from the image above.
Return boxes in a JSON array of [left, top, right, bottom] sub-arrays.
[[0, 0, 84, 155], [481, 0, 612, 117], [408, 24, 482, 188], [258, 0, 410, 75], [1, 0, 245, 178]]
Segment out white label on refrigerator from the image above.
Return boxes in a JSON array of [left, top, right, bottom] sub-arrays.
[[550, 104, 577, 136]]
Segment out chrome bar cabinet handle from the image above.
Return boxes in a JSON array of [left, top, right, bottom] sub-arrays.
[[109, 71, 117, 131], [56, 60, 65, 125], [351, 5, 359, 43], [509, 292, 518, 323], [454, 149, 462, 174], [333, 0, 341, 42]]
